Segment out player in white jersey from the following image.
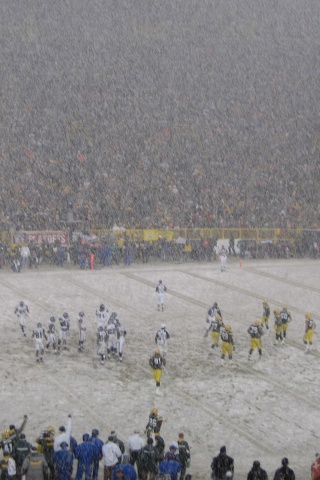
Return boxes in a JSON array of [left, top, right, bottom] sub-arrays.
[[97, 326, 107, 364], [155, 324, 170, 356], [156, 280, 167, 312], [116, 326, 127, 362], [58, 312, 70, 352], [46, 316, 57, 353], [32, 323, 47, 363], [106, 319, 117, 359], [95, 304, 109, 329], [14, 301, 30, 337], [77, 312, 86, 352], [219, 245, 228, 272]]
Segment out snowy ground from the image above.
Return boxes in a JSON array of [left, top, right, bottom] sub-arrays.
[[1, 258, 320, 479]]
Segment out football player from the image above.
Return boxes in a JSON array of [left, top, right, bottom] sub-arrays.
[[280, 306, 292, 344], [46, 316, 57, 353], [78, 312, 86, 352], [14, 301, 30, 337], [220, 325, 235, 366], [116, 326, 127, 362], [146, 408, 163, 435], [106, 318, 117, 359], [207, 302, 223, 321], [58, 312, 70, 352], [205, 314, 224, 350], [95, 304, 109, 330], [149, 349, 166, 394], [261, 299, 270, 330], [273, 309, 283, 345], [156, 280, 167, 312], [97, 326, 107, 365], [304, 312, 316, 352], [32, 323, 47, 363], [247, 320, 263, 360], [155, 324, 170, 356]]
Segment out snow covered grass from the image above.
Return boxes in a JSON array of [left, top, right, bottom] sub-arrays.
[[2, 258, 319, 479]]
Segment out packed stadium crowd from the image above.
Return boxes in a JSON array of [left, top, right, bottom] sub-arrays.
[[1, 0, 320, 234]]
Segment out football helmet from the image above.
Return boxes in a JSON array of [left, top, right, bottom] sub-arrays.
[[161, 324, 166, 329], [19, 301, 24, 307], [155, 348, 161, 356], [50, 316, 56, 322], [263, 299, 268, 304], [100, 304, 105, 311], [79, 312, 85, 318], [37, 322, 42, 328], [63, 312, 69, 319], [306, 312, 312, 319], [255, 320, 261, 326], [225, 325, 231, 331], [213, 302, 218, 308], [151, 407, 158, 415], [159, 280, 162, 284]]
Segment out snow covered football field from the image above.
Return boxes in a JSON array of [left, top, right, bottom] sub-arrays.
[[1, 258, 320, 479]]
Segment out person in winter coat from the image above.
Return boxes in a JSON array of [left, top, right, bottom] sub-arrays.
[[12, 433, 32, 480], [54, 415, 72, 452], [177, 433, 190, 480], [53, 442, 73, 480], [247, 460, 268, 480], [36, 430, 55, 480], [112, 456, 137, 480], [0, 449, 16, 480], [137, 438, 158, 480], [74, 434, 100, 480], [273, 457, 295, 480], [102, 436, 122, 480], [22, 447, 48, 480], [159, 452, 182, 480], [89, 430, 104, 480], [211, 446, 234, 480]]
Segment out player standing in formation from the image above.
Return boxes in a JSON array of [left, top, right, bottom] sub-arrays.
[[32, 322, 47, 363], [149, 349, 166, 394], [95, 308, 126, 364], [46, 316, 57, 353], [14, 301, 30, 337], [304, 312, 316, 352], [95, 304, 109, 329], [116, 323, 127, 362], [77, 312, 86, 352], [97, 326, 107, 365], [261, 300, 270, 330], [155, 324, 170, 356], [273, 309, 283, 345], [220, 325, 235, 366], [156, 280, 167, 312], [280, 306, 292, 344], [247, 320, 263, 361], [58, 312, 70, 352], [205, 313, 224, 351]]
